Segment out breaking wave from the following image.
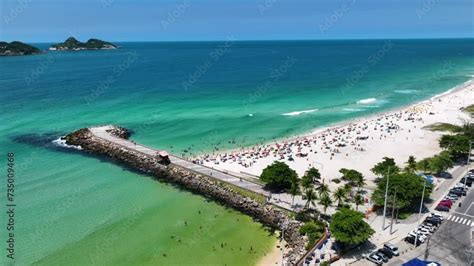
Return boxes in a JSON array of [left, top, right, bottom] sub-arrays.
[[52, 137, 83, 150], [357, 98, 377, 104], [282, 109, 318, 116]]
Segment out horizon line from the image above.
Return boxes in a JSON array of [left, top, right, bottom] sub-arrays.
[[9, 36, 474, 44]]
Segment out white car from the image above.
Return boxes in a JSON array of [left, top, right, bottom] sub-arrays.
[[417, 227, 431, 235], [420, 224, 435, 233], [409, 231, 426, 242], [367, 252, 383, 265]]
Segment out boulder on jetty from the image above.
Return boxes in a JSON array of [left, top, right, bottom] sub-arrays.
[[65, 125, 309, 264]]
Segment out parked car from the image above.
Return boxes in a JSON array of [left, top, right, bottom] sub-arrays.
[[449, 189, 463, 196], [420, 224, 435, 233], [438, 201, 453, 209], [408, 231, 426, 242], [383, 243, 400, 256], [424, 218, 441, 226], [405, 236, 422, 246], [375, 251, 389, 262], [417, 227, 431, 235], [429, 213, 444, 220], [378, 248, 393, 258], [460, 178, 472, 187], [452, 187, 468, 196], [445, 195, 458, 201], [435, 205, 450, 212], [440, 199, 453, 206], [367, 252, 383, 265]]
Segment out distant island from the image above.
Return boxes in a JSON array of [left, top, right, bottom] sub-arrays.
[[0, 41, 41, 56], [49, 37, 118, 51]]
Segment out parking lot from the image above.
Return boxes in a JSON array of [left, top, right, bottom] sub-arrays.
[[386, 171, 474, 265]]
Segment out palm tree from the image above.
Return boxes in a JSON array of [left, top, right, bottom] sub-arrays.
[[354, 193, 364, 211], [356, 175, 366, 191], [343, 183, 353, 199], [333, 187, 347, 207], [319, 193, 333, 214], [405, 155, 417, 173], [289, 178, 301, 207], [304, 188, 318, 210], [316, 183, 330, 198]]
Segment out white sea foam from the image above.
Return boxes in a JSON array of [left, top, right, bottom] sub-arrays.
[[342, 108, 363, 112], [282, 109, 318, 116], [52, 137, 83, 150], [394, 89, 419, 94], [430, 87, 456, 100], [357, 98, 377, 104], [248, 113, 254, 117]]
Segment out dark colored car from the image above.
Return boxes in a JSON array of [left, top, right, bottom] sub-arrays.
[[435, 205, 450, 212], [460, 178, 472, 187], [424, 218, 441, 226], [378, 248, 393, 259], [405, 236, 422, 246], [449, 189, 463, 196]]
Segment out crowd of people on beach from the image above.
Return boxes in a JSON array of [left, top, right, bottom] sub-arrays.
[[192, 104, 430, 171]]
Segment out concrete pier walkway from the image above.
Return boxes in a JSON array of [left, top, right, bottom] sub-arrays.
[[91, 126, 282, 199]]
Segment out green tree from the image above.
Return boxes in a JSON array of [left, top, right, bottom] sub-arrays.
[[304, 188, 318, 210], [333, 187, 347, 207], [319, 193, 333, 214], [405, 156, 417, 173], [306, 167, 321, 181], [259, 161, 298, 190], [429, 151, 454, 174], [354, 193, 364, 211], [317, 183, 330, 198], [330, 208, 375, 247], [302, 167, 320, 191], [342, 183, 353, 199], [289, 178, 301, 207], [439, 134, 470, 159], [372, 172, 432, 210], [371, 157, 400, 178], [417, 158, 431, 173], [299, 220, 326, 248]]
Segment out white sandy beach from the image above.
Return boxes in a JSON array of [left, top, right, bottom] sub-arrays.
[[197, 80, 474, 189]]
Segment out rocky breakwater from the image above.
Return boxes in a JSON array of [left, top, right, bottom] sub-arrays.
[[64, 125, 308, 264]]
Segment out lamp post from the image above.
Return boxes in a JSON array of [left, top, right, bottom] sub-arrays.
[[464, 141, 473, 188], [382, 167, 391, 230], [390, 187, 397, 235], [415, 178, 427, 247]]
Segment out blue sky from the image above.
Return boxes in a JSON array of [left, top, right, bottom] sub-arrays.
[[1, 0, 473, 42]]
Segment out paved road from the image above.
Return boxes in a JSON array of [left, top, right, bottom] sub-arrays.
[[388, 172, 473, 266], [90, 126, 302, 211]]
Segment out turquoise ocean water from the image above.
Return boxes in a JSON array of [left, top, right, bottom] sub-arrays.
[[0, 39, 473, 265]]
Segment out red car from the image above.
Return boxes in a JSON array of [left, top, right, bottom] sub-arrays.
[[440, 199, 453, 207], [437, 201, 451, 208]]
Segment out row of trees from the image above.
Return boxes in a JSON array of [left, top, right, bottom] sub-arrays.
[[371, 157, 433, 214], [260, 162, 367, 212]]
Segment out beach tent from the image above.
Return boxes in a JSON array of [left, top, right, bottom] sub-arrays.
[[402, 258, 440, 266], [417, 174, 434, 185]]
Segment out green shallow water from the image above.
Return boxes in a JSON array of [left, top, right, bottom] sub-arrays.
[[0, 39, 473, 265], [4, 141, 275, 266]]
